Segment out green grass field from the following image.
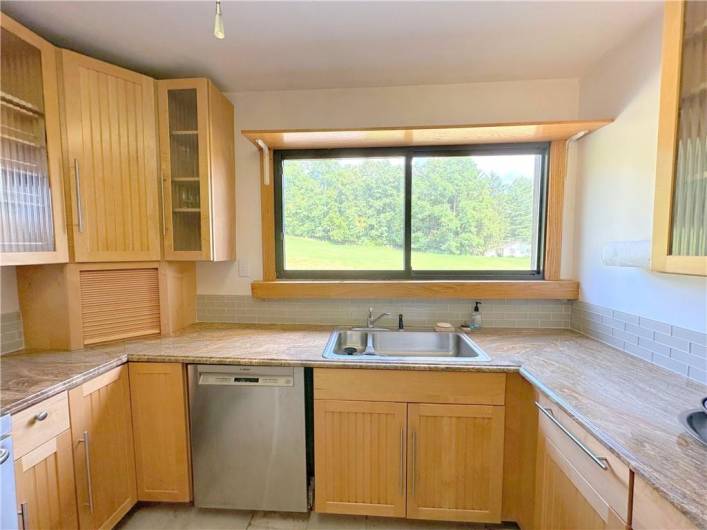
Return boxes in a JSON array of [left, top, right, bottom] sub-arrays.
[[284, 236, 530, 270]]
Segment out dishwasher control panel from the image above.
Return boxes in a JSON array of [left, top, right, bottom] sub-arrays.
[[198, 373, 294, 387]]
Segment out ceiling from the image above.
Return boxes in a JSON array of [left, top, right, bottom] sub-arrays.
[[2, 1, 661, 93]]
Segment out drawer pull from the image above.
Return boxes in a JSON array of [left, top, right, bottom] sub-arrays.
[[535, 401, 608, 470], [34, 411, 48, 422], [0, 447, 9, 465]]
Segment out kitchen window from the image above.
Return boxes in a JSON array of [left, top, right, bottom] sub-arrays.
[[274, 143, 548, 280]]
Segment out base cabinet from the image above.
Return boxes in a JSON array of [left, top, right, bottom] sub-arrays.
[[69, 365, 137, 530], [129, 362, 191, 502], [313, 370, 506, 524], [407, 403, 504, 523], [14, 430, 78, 530]]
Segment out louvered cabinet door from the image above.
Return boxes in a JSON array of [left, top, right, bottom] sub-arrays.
[[61, 50, 160, 262], [534, 433, 625, 530], [314, 400, 406, 517], [407, 403, 505, 523], [14, 430, 78, 530], [69, 365, 137, 530]]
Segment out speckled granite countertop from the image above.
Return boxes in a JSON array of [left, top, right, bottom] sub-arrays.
[[1, 323, 705, 527]]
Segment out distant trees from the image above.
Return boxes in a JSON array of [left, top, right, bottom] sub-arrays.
[[282, 156, 534, 256]]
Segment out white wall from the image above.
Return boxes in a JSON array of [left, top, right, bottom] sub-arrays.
[[197, 78, 581, 295], [572, 12, 707, 332]]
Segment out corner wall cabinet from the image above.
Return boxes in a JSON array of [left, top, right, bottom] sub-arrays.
[[0, 14, 68, 265], [60, 50, 161, 263], [313, 369, 506, 523], [68, 365, 137, 530], [157, 78, 235, 261], [653, 0, 707, 276]]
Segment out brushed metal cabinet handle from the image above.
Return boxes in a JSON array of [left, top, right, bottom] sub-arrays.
[[34, 411, 48, 422], [399, 427, 404, 496], [535, 401, 608, 470], [77, 431, 95, 513], [411, 431, 417, 497], [17, 502, 28, 530], [74, 159, 84, 233]]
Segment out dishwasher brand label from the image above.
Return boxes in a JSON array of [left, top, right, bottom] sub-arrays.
[[198, 373, 294, 386]]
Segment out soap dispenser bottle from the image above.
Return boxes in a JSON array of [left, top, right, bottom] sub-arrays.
[[470, 301, 482, 329]]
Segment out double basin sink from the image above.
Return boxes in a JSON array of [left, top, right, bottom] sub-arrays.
[[322, 328, 491, 363]]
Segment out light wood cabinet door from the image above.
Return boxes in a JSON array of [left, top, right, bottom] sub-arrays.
[[69, 365, 137, 530], [534, 432, 626, 530], [406, 403, 505, 523], [157, 78, 235, 261], [129, 362, 191, 502], [14, 430, 78, 530], [314, 399, 406, 517], [0, 15, 68, 265], [61, 50, 160, 262]]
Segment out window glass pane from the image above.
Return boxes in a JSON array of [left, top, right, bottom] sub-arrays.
[[282, 157, 405, 270], [411, 154, 542, 271]]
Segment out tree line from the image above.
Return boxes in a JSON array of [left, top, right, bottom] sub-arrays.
[[282, 157, 534, 256]]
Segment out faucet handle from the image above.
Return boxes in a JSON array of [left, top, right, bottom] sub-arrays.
[[368, 307, 374, 317]]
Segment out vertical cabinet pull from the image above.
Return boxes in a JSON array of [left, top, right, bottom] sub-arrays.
[[399, 427, 404, 495], [17, 502, 28, 530], [74, 159, 84, 233], [77, 431, 94, 513], [410, 431, 417, 497]]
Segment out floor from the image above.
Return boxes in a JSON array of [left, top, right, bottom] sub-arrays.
[[117, 504, 519, 530]]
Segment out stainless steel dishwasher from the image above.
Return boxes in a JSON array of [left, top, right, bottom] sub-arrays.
[[188, 365, 308, 512]]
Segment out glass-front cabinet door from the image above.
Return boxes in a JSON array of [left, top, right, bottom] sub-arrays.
[[157, 78, 235, 262], [158, 79, 210, 260], [653, 0, 706, 276], [0, 15, 67, 264]]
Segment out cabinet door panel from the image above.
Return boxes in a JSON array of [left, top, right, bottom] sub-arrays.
[[129, 362, 191, 502], [15, 430, 78, 530], [534, 433, 626, 530], [62, 50, 159, 262], [69, 365, 137, 530], [407, 403, 504, 523], [314, 399, 406, 517]]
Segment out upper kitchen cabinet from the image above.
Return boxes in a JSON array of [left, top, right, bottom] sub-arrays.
[[60, 50, 161, 262], [653, 0, 707, 276], [157, 78, 235, 261], [0, 15, 68, 265]]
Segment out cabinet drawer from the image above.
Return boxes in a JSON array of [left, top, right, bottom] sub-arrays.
[[12, 391, 70, 460], [314, 369, 505, 405], [535, 393, 630, 521]]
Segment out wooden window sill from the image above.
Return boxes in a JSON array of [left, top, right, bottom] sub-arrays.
[[250, 280, 579, 300]]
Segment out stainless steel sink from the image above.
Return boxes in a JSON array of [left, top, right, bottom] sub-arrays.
[[680, 409, 707, 447], [322, 329, 491, 362]]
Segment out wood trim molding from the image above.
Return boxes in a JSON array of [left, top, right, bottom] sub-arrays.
[[244, 120, 611, 150], [259, 149, 276, 280], [251, 280, 579, 300], [544, 140, 567, 280]]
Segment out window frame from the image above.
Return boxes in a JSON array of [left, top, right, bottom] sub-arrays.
[[274, 142, 549, 280]]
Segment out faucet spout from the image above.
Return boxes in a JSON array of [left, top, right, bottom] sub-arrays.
[[367, 307, 391, 328]]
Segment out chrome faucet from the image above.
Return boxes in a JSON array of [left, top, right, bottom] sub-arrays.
[[367, 307, 391, 328]]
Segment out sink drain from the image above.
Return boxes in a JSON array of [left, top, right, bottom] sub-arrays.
[[343, 347, 358, 355]]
